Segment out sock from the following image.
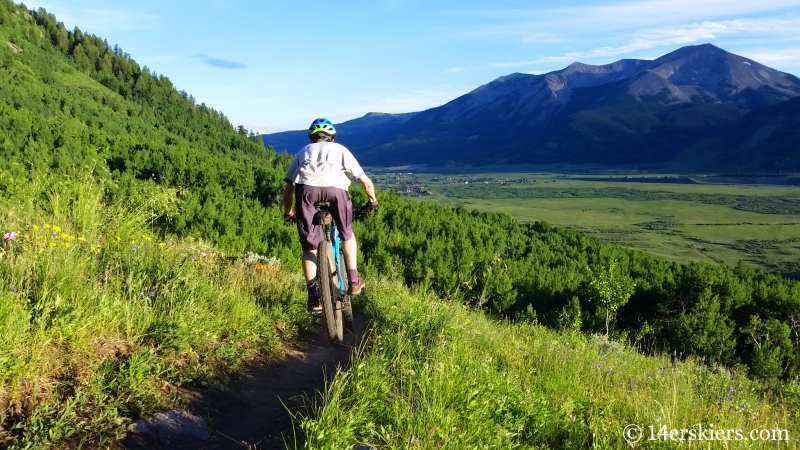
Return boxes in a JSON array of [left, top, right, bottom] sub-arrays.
[[306, 280, 318, 298], [348, 269, 359, 284]]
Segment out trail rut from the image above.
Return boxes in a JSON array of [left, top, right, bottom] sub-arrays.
[[124, 314, 366, 449]]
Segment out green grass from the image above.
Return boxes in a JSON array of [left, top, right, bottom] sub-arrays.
[[298, 279, 800, 449], [373, 171, 800, 273], [0, 170, 312, 448]]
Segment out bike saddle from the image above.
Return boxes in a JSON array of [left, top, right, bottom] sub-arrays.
[[314, 202, 333, 225]]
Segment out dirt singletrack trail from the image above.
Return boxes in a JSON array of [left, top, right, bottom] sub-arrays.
[[126, 313, 367, 450]]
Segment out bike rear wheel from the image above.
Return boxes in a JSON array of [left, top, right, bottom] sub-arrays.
[[318, 242, 343, 345]]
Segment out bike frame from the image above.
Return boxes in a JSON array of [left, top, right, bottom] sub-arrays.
[[329, 224, 346, 293]]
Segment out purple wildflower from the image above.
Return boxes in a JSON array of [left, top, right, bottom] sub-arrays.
[[52, 233, 58, 238], [10, 287, 18, 293], [727, 387, 734, 393], [3, 231, 17, 241], [132, 245, 139, 252]]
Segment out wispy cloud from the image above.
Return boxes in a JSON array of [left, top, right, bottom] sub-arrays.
[[29, 2, 159, 32], [467, 0, 800, 39], [738, 46, 800, 71], [195, 54, 247, 69], [563, 18, 800, 61], [450, 17, 800, 73]]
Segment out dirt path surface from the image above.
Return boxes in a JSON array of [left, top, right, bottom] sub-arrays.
[[124, 314, 366, 450]]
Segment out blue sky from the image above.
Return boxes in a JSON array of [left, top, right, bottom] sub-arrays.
[[24, 0, 800, 133]]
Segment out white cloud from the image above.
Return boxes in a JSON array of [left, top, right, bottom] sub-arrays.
[[454, 17, 800, 73], [468, 0, 800, 38], [24, 2, 160, 33], [738, 47, 800, 73]]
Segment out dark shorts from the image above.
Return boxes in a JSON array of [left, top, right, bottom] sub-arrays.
[[294, 184, 353, 251]]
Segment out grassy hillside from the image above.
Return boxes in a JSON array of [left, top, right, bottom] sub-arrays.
[[0, 172, 311, 447], [299, 280, 799, 448]]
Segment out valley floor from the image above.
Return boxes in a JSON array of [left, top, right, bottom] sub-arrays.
[[371, 168, 800, 277]]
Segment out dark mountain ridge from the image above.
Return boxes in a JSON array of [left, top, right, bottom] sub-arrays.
[[262, 44, 799, 169], [352, 44, 800, 166]]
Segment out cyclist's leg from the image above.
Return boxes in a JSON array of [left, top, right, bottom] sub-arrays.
[[295, 184, 325, 305], [327, 187, 363, 293]]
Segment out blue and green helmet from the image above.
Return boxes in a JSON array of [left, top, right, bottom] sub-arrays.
[[308, 118, 336, 137]]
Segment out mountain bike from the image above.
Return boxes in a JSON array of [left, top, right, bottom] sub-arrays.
[[314, 201, 356, 345]]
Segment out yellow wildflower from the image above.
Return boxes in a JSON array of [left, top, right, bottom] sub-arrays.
[[116, 236, 121, 241], [63, 243, 70, 248], [43, 223, 50, 229], [32, 225, 39, 231], [48, 243, 56, 248], [77, 236, 86, 242], [53, 225, 62, 233], [158, 242, 166, 248], [142, 235, 152, 242], [68, 235, 76, 241]]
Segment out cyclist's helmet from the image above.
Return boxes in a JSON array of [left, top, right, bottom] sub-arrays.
[[308, 118, 336, 138]]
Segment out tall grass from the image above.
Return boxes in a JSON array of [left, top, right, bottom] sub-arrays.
[[299, 279, 799, 449], [0, 169, 312, 448]]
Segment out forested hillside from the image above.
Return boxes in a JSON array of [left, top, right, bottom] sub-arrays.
[[0, 0, 298, 263]]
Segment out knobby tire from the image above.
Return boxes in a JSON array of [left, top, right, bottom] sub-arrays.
[[339, 257, 354, 333], [318, 242, 343, 345]]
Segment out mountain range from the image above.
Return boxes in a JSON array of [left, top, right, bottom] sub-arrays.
[[262, 44, 800, 171]]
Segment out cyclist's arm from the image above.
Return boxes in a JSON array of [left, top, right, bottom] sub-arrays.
[[283, 182, 294, 216], [357, 175, 377, 204]]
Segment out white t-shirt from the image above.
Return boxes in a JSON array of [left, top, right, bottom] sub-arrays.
[[283, 141, 366, 191]]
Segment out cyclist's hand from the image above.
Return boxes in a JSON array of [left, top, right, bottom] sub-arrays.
[[365, 201, 379, 213], [284, 211, 296, 223]]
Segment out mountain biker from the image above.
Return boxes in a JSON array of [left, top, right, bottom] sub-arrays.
[[282, 118, 378, 311]]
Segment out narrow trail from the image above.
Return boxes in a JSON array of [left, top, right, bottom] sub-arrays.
[[125, 314, 367, 450]]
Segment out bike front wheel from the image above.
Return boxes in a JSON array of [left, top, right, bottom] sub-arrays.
[[318, 242, 343, 345], [338, 264, 354, 333]]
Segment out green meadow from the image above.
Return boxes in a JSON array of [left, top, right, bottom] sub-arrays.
[[373, 172, 800, 275]]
